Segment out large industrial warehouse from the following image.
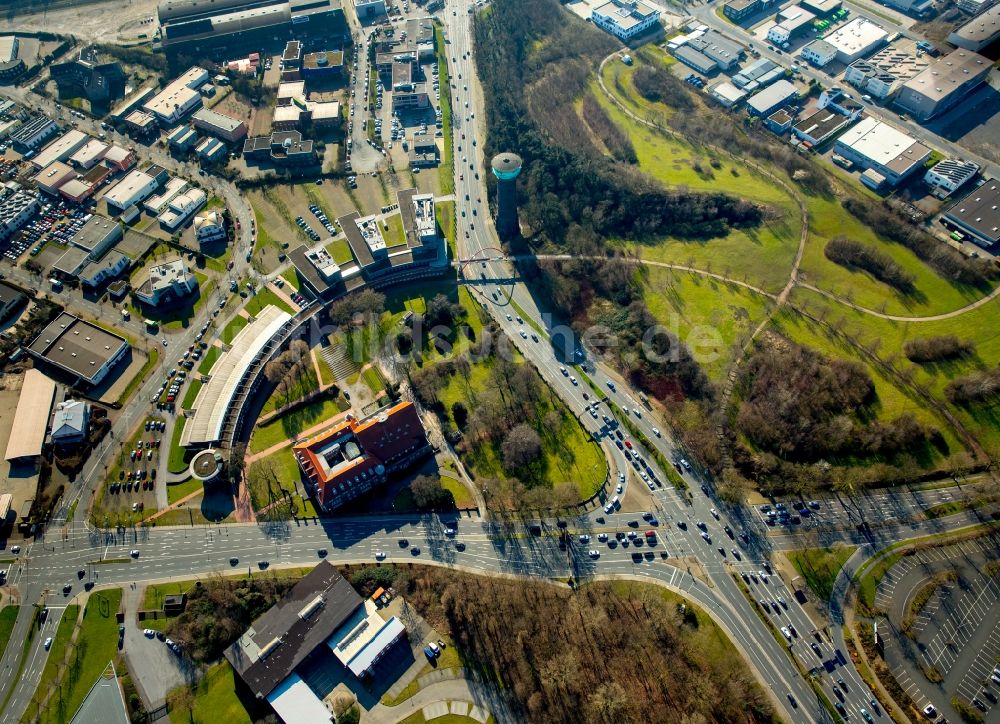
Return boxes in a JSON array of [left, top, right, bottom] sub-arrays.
[[157, 0, 350, 62]]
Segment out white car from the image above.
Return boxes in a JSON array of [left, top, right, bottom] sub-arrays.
[[589, 549, 600, 559], [578, 534, 591, 543], [597, 533, 608, 542], [143, 629, 155, 638], [44, 637, 53, 650], [560, 367, 568, 376], [570, 376, 578, 386], [130, 549, 140, 558], [710, 508, 719, 519], [375, 551, 386, 560], [616, 483, 623, 494], [652, 427, 661, 437], [780, 627, 792, 641]]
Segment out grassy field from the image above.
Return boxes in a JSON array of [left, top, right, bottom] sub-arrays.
[[437, 356, 606, 500], [437, 200, 456, 257], [641, 268, 774, 382], [260, 367, 320, 416], [0, 606, 16, 661], [35, 589, 123, 724], [181, 378, 202, 409], [168, 662, 258, 724], [167, 477, 203, 505], [249, 396, 346, 454], [787, 546, 857, 602], [244, 287, 293, 317]]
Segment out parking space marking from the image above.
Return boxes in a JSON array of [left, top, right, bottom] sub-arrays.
[[925, 577, 1000, 673]]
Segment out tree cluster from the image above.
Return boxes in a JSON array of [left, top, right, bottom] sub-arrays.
[[734, 339, 939, 463], [824, 236, 916, 294], [580, 92, 637, 164], [410, 474, 454, 510], [167, 576, 297, 663], [473, 0, 762, 247], [326, 288, 385, 327], [904, 335, 975, 363], [630, 61, 695, 112], [395, 567, 774, 724], [842, 197, 996, 288], [263, 339, 312, 410], [945, 365, 1000, 405]]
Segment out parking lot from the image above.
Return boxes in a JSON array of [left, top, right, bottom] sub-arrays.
[[876, 534, 1000, 721]]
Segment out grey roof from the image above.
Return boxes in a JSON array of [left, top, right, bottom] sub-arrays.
[[945, 179, 1000, 244], [70, 663, 129, 724], [339, 211, 374, 268], [71, 214, 121, 252], [225, 562, 363, 699], [747, 79, 799, 113], [673, 45, 717, 72], [289, 243, 333, 296]]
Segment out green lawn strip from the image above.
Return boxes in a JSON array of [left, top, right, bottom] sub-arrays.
[[787, 546, 857, 602], [641, 269, 774, 382], [181, 378, 202, 409], [509, 299, 544, 336], [168, 417, 191, 474], [260, 367, 320, 416], [116, 348, 159, 407], [35, 590, 123, 724], [30, 605, 80, 719], [325, 236, 354, 265], [440, 475, 475, 509], [197, 346, 221, 375], [434, 25, 454, 197], [244, 287, 293, 317], [249, 397, 345, 454], [361, 365, 384, 396], [167, 477, 203, 505], [220, 314, 249, 344], [436, 200, 455, 258], [316, 350, 336, 386], [279, 269, 300, 292], [0, 606, 17, 661]]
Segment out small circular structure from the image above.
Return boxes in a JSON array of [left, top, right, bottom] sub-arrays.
[[491, 153, 523, 180], [189, 449, 224, 482]]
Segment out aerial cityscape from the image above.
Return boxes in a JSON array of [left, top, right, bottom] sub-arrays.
[[0, 0, 996, 721]]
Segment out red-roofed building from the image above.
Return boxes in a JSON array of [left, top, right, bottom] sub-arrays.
[[293, 401, 429, 511]]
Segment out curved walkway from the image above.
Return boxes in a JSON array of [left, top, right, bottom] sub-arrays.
[[799, 281, 1000, 322], [594, 52, 1000, 327]]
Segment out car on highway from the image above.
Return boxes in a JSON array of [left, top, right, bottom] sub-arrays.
[[411, 546, 421, 555], [44, 637, 53, 650], [700, 532, 711, 543], [130, 549, 140, 558], [589, 549, 600, 559], [375, 551, 386, 560], [786, 694, 797, 709], [143, 629, 155, 638], [579, 534, 590, 543]]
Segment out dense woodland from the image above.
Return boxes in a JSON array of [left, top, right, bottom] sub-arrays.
[[730, 337, 944, 492], [166, 576, 297, 663], [473, 0, 762, 247], [393, 566, 775, 724], [409, 320, 587, 510]]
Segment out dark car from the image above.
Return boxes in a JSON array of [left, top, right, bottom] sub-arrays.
[[399, 539, 409, 547], [229, 557, 239, 566], [787, 694, 797, 709], [257, 560, 269, 569], [411, 546, 421, 555]]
